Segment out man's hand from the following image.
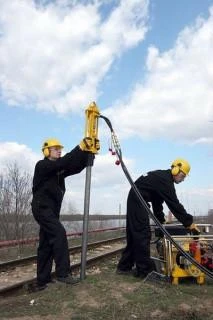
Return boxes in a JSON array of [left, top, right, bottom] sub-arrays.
[[187, 223, 201, 235], [79, 137, 100, 153], [79, 138, 93, 151]]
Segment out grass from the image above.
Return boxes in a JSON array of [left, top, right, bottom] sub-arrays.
[[0, 256, 213, 320]]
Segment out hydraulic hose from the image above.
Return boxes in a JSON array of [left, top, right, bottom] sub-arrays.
[[100, 114, 213, 280]]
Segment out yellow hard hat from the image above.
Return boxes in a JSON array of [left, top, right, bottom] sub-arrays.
[[171, 158, 190, 176], [42, 138, 64, 157]]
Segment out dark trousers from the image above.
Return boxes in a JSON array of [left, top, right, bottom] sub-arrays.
[[117, 190, 154, 275], [32, 204, 71, 285]]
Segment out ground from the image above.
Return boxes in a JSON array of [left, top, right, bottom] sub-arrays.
[[1, 257, 213, 320]]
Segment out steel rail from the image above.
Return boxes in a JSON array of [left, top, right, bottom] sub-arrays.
[[0, 236, 126, 271], [0, 244, 125, 296]]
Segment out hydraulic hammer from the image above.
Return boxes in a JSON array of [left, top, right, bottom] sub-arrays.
[[83, 101, 100, 154]]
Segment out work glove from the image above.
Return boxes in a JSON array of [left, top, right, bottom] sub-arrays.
[[79, 137, 100, 153], [187, 223, 201, 236], [79, 137, 93, 151]]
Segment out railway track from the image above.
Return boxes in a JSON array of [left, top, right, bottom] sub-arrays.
[[0, 236, 126, 296]]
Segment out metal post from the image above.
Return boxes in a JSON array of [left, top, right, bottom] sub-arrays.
[[80, 101, 100, 280], [80, 154, 94, 280]]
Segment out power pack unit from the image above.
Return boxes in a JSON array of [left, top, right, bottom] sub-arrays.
[[153, 224, 213, 284]]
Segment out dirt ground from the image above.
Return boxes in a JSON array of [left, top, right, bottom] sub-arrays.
[[1, 257, 213, 320]]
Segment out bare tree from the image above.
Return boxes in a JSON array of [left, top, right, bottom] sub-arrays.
[[0, 174, 11, 240], [0, 162, 33, 240]]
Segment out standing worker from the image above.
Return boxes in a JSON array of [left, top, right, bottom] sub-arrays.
[[31, 138, 94, 291], [117, 159, 200, 278]]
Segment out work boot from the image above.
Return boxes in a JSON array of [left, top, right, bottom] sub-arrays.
[[133, 269, 147, 279], [47, 279, 56, 284], [116, 268, 133, 275], [56, 275, 80, 285], [28, 282, 48, 293]]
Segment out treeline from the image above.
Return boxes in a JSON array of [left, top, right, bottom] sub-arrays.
[[0, 162, 212, 241], [0, 162, 33, 240], [0, 162, 126, 241]]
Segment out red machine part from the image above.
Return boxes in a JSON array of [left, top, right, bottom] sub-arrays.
[[189, 240, 213, 271]]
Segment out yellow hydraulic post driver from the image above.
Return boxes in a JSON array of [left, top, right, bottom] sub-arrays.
[[83, 101, 100, 154], [80, 102, 100, 280], [154, 224, 213, 284]]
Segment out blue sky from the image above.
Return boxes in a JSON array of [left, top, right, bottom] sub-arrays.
[[0, 0, 213, 217]]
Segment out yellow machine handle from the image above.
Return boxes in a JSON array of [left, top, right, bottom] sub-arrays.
[[83, 102, 100, 154]]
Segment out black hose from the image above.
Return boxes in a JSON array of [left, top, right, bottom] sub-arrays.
[[100, 114, 213, 280]]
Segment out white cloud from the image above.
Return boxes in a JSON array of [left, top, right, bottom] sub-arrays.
[[105, 7, 213, 144], [0, 142, 39, 172], [186, 188, 213, 197], [176, 187, 213, 216], [0, 0, 149, 113], [63, 153, 133, 214]]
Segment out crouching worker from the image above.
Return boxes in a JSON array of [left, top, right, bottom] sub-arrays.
[[31, 138, 93, 291], [117, 159, 200, 279]]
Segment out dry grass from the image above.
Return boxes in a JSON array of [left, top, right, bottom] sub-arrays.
[[1, 256, 213, 320]]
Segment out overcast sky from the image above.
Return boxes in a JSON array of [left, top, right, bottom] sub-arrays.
[[0, 0, 213, 217]]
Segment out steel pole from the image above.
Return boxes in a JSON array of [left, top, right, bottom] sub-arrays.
[[80, 154, 94, 280]]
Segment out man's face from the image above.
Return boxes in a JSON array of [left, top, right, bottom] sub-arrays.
[[49, 146, 62, 160], [173, 171, 186, 184]]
